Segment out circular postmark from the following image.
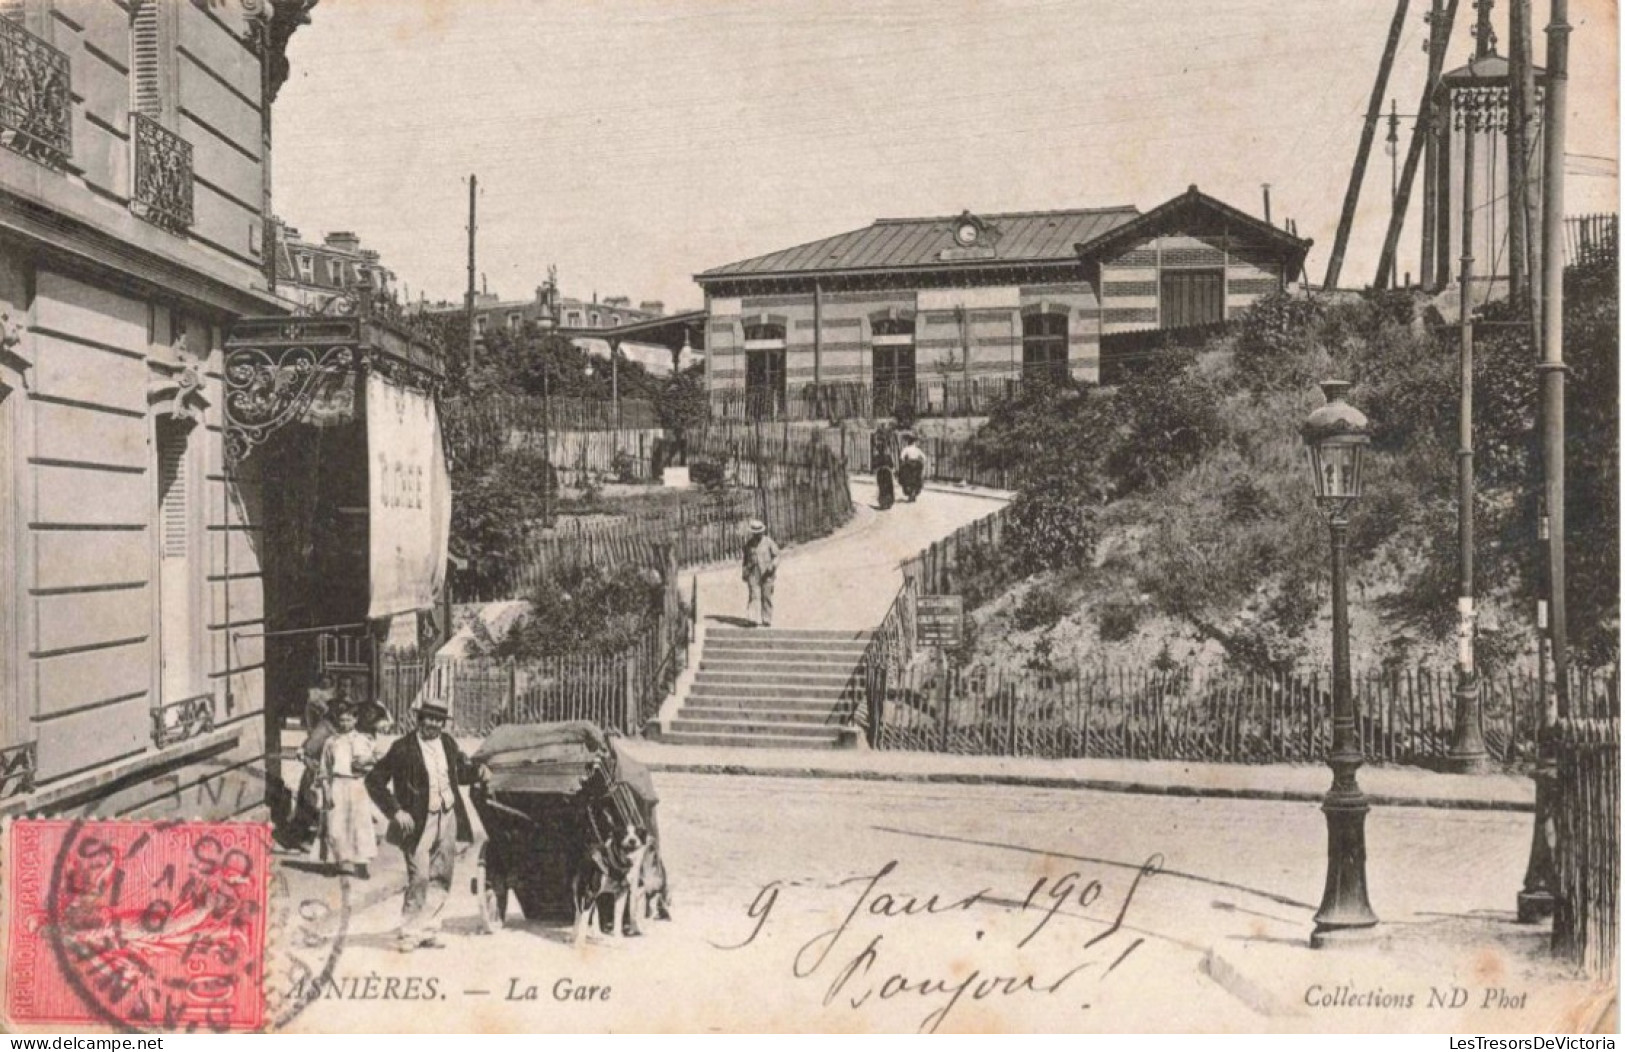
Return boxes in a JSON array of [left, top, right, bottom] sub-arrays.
[[31, 749, 353, 1033], [44, 818, 271, 1032]]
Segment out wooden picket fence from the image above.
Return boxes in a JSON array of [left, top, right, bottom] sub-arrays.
[[708, 376, 1039, 423], [899, 508, 1011, 596], [1551, 715, 1619, 979], [456, 427, 853, 602], [698, 418, 1016, 492], [377, 558, 693, 738], [872, 661, 1616, 767]]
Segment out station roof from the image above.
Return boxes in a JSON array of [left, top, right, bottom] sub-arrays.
[[696, 206, 1139, 283]]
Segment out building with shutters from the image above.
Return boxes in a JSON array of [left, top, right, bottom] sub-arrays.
[[694, 186, 1311, 415], [0, 0, 319, 818]]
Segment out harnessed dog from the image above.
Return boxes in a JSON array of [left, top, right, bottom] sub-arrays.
[[571, 785, 652, 945]]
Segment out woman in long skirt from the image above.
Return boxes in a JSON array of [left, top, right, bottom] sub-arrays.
[[318, 703, 378, 877]]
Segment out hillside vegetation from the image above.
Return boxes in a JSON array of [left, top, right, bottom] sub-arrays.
[[961, 258, 1619, 680]]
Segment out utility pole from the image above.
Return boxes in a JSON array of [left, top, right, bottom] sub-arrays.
[[1515, 0, 1542, 325], [1518, 0, 1570, 927], [1324, 0, 1412, 290], [1387, 99, 1401, 210], [465, 174, 478, 375], [1384, 0, 1459, 291], [1507, 0, 1531, 308]]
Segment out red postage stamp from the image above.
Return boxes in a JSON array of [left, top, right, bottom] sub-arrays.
[[6, 819, 271, 1032]]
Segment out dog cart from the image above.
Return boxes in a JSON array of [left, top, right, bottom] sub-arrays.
[[469, 721, 667, 930]]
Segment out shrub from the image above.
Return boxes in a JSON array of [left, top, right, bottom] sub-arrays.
[[1233, 292, 1326, 394], [1096, 600, 1142, 642], [449, 448, 555, 596], [688, 459, 725, 489], [497, 561, 666, 660], [1004, 490, 1097, 575], [1013, 583, 1069, 632]]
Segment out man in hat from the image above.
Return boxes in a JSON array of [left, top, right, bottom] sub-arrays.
[[741, 519, 780, 627], [365, 701, 488, 951]]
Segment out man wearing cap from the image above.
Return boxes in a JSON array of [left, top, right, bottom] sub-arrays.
[[741, 519, 780, 627], [365, 701, 488, 951]]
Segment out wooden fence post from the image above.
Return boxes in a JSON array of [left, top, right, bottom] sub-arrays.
[[937, 650, 951, 752]]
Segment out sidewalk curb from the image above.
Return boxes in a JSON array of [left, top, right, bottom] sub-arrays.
[[640, 760, 1536, 813]]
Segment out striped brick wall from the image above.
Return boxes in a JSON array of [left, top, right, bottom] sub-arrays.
[[1099, 232, 1287, 334], [704, 279, 1103, 390]]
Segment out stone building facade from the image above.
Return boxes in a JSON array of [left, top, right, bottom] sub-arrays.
[[0, 0, 313, 818]]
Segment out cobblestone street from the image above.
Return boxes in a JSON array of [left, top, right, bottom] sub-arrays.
[[282, 772, 1605, 1034]]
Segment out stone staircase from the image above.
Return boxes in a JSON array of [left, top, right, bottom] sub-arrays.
[[656, 625, 870, 748]]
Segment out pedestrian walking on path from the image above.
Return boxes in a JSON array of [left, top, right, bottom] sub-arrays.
[[741, 518, 780, 627], [898, 432, 927, 502], [365, 701, 489, 952], [872, 427, 897, 509]]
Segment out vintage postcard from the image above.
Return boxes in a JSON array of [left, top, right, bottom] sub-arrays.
[[0, 0, 1618, 1036]]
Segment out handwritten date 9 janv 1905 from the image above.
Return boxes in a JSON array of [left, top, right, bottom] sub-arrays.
[[716, 854, 1165, 1033]]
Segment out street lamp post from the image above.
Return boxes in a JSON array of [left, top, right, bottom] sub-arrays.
[[1302, 380, 1380, 948]]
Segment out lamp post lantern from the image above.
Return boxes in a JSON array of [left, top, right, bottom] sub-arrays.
[[1302, 380, 1380, 947]]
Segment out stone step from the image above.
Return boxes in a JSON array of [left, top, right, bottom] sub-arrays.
[[700, 649, 863, 665], [657, 729, 849, 750], [703, 640, 872, 657], [668, 716, 845, 738], [706, 627, 872, 643], [698, 656, 864, 676], [682, 686, 851, 702], [692, 679, 858, 695], [680, 706, 851, 725]]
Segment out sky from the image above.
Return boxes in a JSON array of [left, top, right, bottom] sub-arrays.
[[272, 0, 1620, 314]]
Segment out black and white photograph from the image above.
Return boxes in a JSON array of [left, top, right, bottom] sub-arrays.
[[0, 0, 1617, 1036]]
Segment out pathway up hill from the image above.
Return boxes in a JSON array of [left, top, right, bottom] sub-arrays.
[[656, 480, 1006, 748]]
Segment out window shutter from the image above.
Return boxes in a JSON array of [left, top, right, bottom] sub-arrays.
[[157, 426, 188, 558], [132, 1, 162, 119]]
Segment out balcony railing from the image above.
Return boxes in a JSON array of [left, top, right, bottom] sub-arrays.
[[130, 112, 193, 233], [0, 17, 72, 170]]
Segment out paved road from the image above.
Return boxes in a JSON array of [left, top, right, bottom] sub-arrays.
[[282, 773, 1601, 1034], [689, 480, 1004, 630]]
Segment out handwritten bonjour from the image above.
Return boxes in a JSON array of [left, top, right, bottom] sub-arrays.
[[717, 854, 1164, 1033]]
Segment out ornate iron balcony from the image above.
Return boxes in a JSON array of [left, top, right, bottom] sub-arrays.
[[0, 17, 72, 170], [130, 112, 194, 233]]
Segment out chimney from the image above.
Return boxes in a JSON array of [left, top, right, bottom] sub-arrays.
[[324, 230, 361, 255], [639, 301, 664, 316]]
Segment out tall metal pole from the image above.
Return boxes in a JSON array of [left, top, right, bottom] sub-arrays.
[[1447, 100, 1490, 771], [1384, 0, 1460, 290], [1507, 0, 1532, 307], [1324, 0, 1412, 290], [1517, 0, 1542, 330], [465, 174, 478, 375], [1313, 508, 1380, 945], [1518, 0, 1569, 925], [1539, 0, 1570, 717]]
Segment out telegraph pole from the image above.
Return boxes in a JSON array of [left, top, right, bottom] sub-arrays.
[[1324, 0, 1411, 290], [1518, 0, 1570, 926], [465, 174, 478, 374], [1380, 0, 1459, 290]]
